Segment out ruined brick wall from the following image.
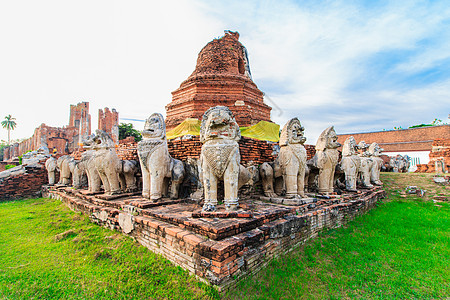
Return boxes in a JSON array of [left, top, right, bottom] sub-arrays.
[[116, 137, 138, 161], [167, 136, 316, 165], [105, 135, 316, 166], [337, 125, 450, 152], [69, 102, 91, 143], [166, 31, 272, 130], [2, 102, 92, 161], [98, 108, 119, 145], [0, 162, 48, 201], [416, 139, 450, 173], [2, 124, 81, 161]]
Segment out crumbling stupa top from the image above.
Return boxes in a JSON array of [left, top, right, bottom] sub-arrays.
[[188, 30, 252, 80]]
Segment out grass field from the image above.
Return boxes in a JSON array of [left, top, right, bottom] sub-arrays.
[[0, 173, 449, 299]]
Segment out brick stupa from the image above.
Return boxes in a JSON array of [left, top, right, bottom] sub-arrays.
[[165, 31, 272, 130]]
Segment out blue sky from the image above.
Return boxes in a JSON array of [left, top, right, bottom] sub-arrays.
[[0, 0, 449, 144]]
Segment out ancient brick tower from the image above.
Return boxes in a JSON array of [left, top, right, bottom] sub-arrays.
[[165, 31, 272, 130], [98, 108, 119, 144]]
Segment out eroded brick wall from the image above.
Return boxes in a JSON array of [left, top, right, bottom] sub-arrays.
[[416, 139, 450, 173], [0, 162, 49, 201], [337, 125, 450, 152]]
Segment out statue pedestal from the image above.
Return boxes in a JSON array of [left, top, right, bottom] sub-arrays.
[[44, 186, 386, 291]]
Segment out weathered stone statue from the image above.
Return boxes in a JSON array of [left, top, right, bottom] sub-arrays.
[[91, 130, 123, 195], [357, 141, 374, 188], [78, 135, 103, 193], [119, 160, 139, 193], [260, 118, 307, 198], [137, 113, 185, 200], [45, 156, 57, 185], [200, 106, 241, 211], [56, 155, 75, 186], [340, 136, 361, 192], [369, 142, 384, 185], [310, 126, 341, 195], [389, 154, 410, 173]]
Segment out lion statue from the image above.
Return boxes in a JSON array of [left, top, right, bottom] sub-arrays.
[[45, 156, 57, 185], [56, 155, 75, 186], [357, 141, 374, 188], [137, 113, 185, 200], [369, 142, 384, 185], [91, 130, 123, 195], [309, 126, 341, 195], [200, 106, 241, 211], [260, 118, 307, 198], [340, 136, 361, 192]]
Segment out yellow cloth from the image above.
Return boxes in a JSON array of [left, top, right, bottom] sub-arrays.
[[166, 118, 280, 142], [166, 118, 201, 140], [240, 121, 280, 142]]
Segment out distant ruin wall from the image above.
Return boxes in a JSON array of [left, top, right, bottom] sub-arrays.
[[415, 139, 450, 173], [337, 125, 450, 152]]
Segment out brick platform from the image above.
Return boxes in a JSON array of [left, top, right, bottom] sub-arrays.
[[44, 186, 385, 290]]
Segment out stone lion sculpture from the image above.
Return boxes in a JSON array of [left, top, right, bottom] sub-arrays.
[[357, 141, 374, 188], [200, 106, 241, 211], [309, 126, 341, 195], [369, 142, 384, 185], [260, 118, 307, 198], [56, 155, 75, 186], [45, 156, 57, 185], [340, 136, 361, 192], [91, 130, 123, 195], [137, 113, 185, 200]]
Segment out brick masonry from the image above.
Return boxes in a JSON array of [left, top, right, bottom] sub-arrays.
[[416, 139, 450, 173], [165, 31, 272, 131], [0, 160, 50, 201], [45, 186, 385, 290], [337, 124, 450, 152]]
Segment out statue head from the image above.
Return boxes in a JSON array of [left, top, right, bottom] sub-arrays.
[[92, 130, 115, 150], [368, 142, 383, 156], [315, 126, 341, 151], [200, 106, 240, 143], [342, 136, 358, 156], [142, 113, 166, 140], [279, 118, 306, 147]]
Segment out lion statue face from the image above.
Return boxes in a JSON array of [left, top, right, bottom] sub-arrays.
[[342, 136, 359, 156], [316, 126, 341, 151], [91, 130, 115, 150], [369, 142, 383, 156], [279, 118, 306, 146], [142, 113, 165, 140], [200, 106, 240, 143]]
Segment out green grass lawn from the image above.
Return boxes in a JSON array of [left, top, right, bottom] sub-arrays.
[[1, 173, 449, 299], [0, 198, 219, 299], [227, 173, 450, 299]]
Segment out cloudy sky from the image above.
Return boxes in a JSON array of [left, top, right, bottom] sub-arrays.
[[1, 0, 449, 144]]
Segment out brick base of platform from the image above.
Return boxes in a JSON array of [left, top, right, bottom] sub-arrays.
[[43, 187, 386, 290]]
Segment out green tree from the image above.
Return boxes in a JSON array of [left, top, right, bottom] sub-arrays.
[[118, 123, 142, 142], [1, 115, 17, 145]]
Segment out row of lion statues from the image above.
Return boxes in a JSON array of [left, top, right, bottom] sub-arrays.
[[45, 106, 384, 212]]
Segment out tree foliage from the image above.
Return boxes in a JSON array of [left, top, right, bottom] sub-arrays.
[[1, 115, 17, 145], [118, 123, 142, 142]]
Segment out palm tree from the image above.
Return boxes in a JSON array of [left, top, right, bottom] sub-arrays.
[[1, 115, 17, 145]]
